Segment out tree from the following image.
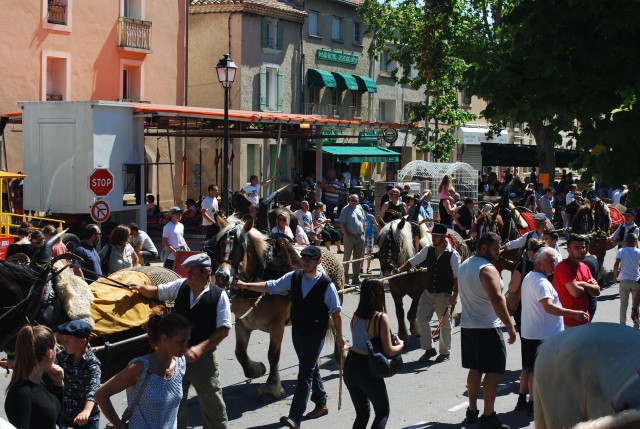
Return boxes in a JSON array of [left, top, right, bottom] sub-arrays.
[[359, 0, 478, 162]]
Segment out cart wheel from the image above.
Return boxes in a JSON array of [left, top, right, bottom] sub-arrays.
[[62, 233, 81, 252]]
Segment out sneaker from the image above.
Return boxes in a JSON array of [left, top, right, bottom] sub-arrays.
[[304, 403, 328, 419], [526, 401, 534, 416], [463, 408, 479, 424], [418, 349, 438, 362], [435, 354, 450, 363], [514, 395, 528, 411], [479, 412, 510, 429], [279, 416, 300, 429]]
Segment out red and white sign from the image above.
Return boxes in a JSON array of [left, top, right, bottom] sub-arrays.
[[90, 200, 111, 223], [88, 168, 114, 197]]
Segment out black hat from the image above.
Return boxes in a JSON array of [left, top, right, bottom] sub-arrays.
[[56, 320, 92, 339], [624, 208, 636, 217], [431, 223, 448, 236], [300, 245, 322, 259]]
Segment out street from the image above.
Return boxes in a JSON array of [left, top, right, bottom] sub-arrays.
[[0, 241, 629, 428]]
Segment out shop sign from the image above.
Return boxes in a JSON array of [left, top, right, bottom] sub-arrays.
[[382, 128, 398, 144], [316, 49, 358, 65]]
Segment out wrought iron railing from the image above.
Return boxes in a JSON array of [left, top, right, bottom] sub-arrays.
[[118, 17, 152, 50]]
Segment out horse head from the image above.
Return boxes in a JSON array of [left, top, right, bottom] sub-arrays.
[[376, 218, 416, 276], [214, 221, 269, 290]]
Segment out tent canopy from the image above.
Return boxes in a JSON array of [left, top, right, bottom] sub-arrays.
[[314, 145, 400, 163]]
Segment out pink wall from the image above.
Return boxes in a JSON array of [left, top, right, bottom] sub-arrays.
[[0, 0, 185, 113]]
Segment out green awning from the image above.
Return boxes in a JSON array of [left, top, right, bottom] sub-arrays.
[[307, 68, 336, 88], [331, 72, 359, 91], [313, 145, 400, 163], [353, 75, 378, 93]]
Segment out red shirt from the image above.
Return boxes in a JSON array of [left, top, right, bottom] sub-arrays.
[[553, 259, 593, 327]]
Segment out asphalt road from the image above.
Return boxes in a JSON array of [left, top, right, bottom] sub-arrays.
[[0, 240, 629, 429]]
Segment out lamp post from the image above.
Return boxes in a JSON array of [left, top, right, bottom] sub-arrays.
[[215, 53, 237, 216]]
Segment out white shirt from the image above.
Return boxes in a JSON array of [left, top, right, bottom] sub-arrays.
[[616, 247, 640, 281], [162, 221, 185, 261], [293, 209, 313, 231], [158, 280, 232, 328], [242, 183, 261, 204], [566, 191, 574, 205], [201, 196, 218, 226], [266, 271, 341, 314], [458, 256, 502, 328], [521, 271, 564, 339], [130, 230, 158, 254], [612, 189, 621, 204], [505, 231, 562, 259], [407, 243, 460, 278]]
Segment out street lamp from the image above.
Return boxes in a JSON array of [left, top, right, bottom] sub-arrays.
[[215, 53, 237, 216]]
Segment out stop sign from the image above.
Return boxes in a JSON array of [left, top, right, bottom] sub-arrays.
[[88, 168, 114, 197]]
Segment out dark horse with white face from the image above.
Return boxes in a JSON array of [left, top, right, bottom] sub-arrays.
[[0, 234, 178, 380], [211, 215, 344, 402]]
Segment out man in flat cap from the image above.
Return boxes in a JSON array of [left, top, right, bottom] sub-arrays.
[[394, 224, 461, 363], [235, 245, 345, 429], [503, 213, 560, 261], [128, 253, 231, 429]]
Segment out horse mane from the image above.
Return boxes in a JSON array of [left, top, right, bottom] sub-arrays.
[[246, 228, 270, 267], [593, 199, 611, 231], [0, 260, 40, 286], [379, 219, 415, 265]]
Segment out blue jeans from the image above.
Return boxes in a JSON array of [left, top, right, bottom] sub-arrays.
[[289, 329, 327, 422]]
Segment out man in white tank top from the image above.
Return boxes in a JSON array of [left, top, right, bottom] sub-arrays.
[[458, 232, 516, 429]]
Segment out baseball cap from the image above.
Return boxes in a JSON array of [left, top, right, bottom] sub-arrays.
[[386, 184, 395, 190], [170, 206, 184, 214], [361, 204, 370, 212]]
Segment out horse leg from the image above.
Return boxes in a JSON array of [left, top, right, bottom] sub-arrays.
[[235, 321, 267, 379], [390, 288, 409, 343], [407, 292, 422, 338], [257, 322, 286, 402]]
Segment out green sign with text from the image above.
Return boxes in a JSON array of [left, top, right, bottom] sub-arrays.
[[316, 49, 358, 65]]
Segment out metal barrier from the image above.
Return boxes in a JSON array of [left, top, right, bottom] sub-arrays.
[[1, 212, 65, 237]]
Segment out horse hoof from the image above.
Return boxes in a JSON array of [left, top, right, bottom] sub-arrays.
[[257, 384, 285, 403], [244, 362, 267, 379]]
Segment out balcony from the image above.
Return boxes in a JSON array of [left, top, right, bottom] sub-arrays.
[[47, 4, 66, 25], [118, 17, 152, 51], [303, 104, 366, 121]]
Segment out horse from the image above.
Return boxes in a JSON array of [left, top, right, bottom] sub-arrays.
[[0, 234, 180, 380], [212, 215, 344, 402], [572, 199, 616, 282], [533, 323, 640, 429]]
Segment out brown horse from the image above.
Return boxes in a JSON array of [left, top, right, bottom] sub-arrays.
[[213, 215, 344, 402]]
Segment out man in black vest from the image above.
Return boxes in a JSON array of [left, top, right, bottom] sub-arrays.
[[611, 208, 639, 248], [235, 245, 345, 429], [128, 253, 231, 429], [394, 223, 461, 363]]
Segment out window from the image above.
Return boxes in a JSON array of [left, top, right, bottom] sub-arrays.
[[309, 11, 319, 37], [403, 103, 415, 123], [378, 100, 396, 122], [331, 16, 342, 41], [43, 0, 72, 31], [262, 17, 283, 50], [309, 87, 318, 105], [351, 91, 360, 108], [120, 59, 143, 101], [380, 50, 392, 74], [41, 51, 70, 101], [354, 22, 362, 44], [461, 89, 472, 106], [260, 66, 285, 112], [331, 89, 339, 107]]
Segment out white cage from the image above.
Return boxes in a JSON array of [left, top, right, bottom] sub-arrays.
[[397, 161, 478, 218]]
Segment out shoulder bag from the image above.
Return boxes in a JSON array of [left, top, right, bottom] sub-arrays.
[[366, 312, 403, 378], [505, 261, 526, 315], [106, 369, 152, 428]]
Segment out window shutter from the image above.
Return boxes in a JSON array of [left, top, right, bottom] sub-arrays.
[[261, 17, 268, 47], [276, 20, 284, 50], [277, 69, 285, 111], [260, 66, 267, 111]]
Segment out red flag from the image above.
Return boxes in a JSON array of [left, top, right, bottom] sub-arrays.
[[214, 149, 219, 167], [229, 149, 235, 164]]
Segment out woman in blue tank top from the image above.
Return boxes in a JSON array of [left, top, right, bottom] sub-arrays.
[[343, 279, 404, 429]]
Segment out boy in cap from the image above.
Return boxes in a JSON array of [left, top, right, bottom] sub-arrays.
[[55, 320, 101, 429], [611, 208, 639, 248], [235, 245, 345, 429], [361, 204, 378, 274], [162, 206, 188, 270]]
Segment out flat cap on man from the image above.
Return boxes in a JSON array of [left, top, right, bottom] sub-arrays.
[[431, 223, 448, 236], [624, 208, 636, 217], [56, 320, 92, 339], [179, 253, 211, 268], [300, 245, 322, 259], [169, 206, 184, 214], [533, 213, 547, 221]]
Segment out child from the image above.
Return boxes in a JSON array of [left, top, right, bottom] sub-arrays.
[[55, 320, 101, 429], [361, 204, 378, 274]]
